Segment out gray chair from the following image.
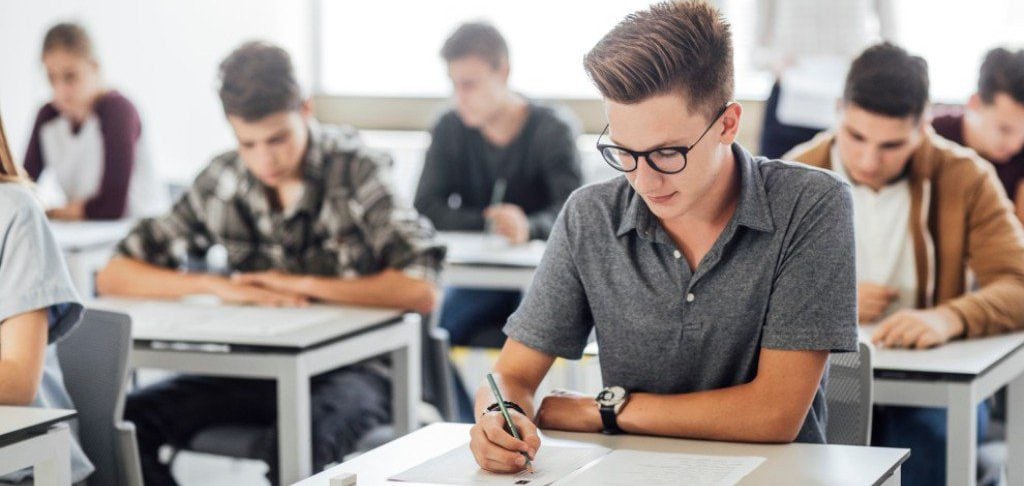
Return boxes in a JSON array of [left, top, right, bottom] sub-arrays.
[[56, 309, 143, 486], [183, 311, 455, 472], [825, 340, 874, 445]]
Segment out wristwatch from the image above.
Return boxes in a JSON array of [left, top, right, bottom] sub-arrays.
[[595, 386, 630, 434]]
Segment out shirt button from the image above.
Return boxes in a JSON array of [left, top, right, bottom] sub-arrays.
[[686, 293, 695, 302], [673, 250, 682, 259]]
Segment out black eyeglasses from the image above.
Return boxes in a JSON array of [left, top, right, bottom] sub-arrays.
[[595, 104, 730, 174]]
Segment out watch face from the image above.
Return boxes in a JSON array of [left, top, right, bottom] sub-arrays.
[[596, 386, 627, 406]]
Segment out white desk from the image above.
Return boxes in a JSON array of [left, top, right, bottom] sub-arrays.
[[295, 422, 909, 485], [50, 220, 134, 297], [0, 407, 75, 486], [89, 297, 422, 485], [584, 331, 1024, 486], [867, 329, 1024, 486], [437, 231, 544, 290]]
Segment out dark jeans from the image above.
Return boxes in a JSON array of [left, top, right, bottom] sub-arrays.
[[759, 81, 824, 160], [872, 404, 990, 486], [439, 288, 522, 347], [125, 365, 390, 486]]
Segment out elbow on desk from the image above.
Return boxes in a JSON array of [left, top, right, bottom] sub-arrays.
[[94, 264, 120, 296], [0, 375, 40, 406], [754, 408, 806, 444], [94, 257, 140, 296], [408, 284, 440, 315], [9, 388, 38, 407]]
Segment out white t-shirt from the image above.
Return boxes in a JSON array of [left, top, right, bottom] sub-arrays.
[[831, 144, 917, 320], [33, 94, 168, 218]]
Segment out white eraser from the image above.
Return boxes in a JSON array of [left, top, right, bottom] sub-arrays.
[[329, 472, 356, 486]]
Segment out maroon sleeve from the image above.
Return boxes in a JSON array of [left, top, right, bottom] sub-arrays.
[[84, 92, 142, 220], [22, 104, 61, 180], [931, 109, 966, 146]]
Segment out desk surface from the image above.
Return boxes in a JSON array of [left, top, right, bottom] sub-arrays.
[[0, 407, 75, 444], [50, 220, 134, 252], [583, 329, 1024, 380], [89, 297, 405, 351], [438, 231, 545, 268], [297, 423, 907, 485], [861, 327, 1024, 379]]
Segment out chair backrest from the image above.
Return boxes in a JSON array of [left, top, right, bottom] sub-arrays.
[[56, 308, 137, 485], [825, 340, 873, 445]]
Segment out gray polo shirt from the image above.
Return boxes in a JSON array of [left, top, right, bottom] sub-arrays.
[[504, 143, 858, 443]]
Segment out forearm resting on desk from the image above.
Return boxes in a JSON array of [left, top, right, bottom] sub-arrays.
[[617, 348, 827, 443], [97, 257, 308, 307], [234, 269, 439, 314], [97, 256, 224, 298]]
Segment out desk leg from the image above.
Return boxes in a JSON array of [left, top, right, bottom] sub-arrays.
[[278, 358, 312, 484], [947, 384, 977, 486], [391, 316, 422, 436], [32, 426, 71, 486], [1008, 372, 1024, 485]]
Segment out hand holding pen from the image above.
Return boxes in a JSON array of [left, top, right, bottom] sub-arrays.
[[468, 373, 542, 473]]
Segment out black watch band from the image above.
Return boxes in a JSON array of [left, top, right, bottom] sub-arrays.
[[484, 401, 526, 417], [599, 404, 622, 434]]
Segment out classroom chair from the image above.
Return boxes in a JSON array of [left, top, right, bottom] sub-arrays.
[[825, 339, 874, 445], [57, 309, 144, 486]]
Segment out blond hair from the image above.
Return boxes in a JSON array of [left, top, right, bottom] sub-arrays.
[[0, 114, 28, 183]]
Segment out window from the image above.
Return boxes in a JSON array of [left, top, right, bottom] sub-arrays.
[[315, 0, 769, 100], [894, 0, 1024, 102]]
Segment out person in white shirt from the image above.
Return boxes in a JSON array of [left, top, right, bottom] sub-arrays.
[[23, 22, 167, 220]]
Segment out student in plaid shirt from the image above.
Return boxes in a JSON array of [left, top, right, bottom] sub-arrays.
[[96, 42, 444, 485]]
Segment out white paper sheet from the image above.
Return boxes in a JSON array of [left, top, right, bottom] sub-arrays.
[[389, 443, 610, 486], [119, 301, 342, 337], [437, 232, 545, 267], [561, 450, 765, 486]]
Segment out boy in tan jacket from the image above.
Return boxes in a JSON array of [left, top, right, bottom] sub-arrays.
[[786, 42, 1024, 486]]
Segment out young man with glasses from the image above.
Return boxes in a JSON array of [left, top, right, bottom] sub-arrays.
[[468, 1, 858, 473]]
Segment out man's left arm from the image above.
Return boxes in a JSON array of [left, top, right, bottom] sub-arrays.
[[876, 168, 1024, 347], [942, 167, 1024, 337], [538, 348, 828, 442]]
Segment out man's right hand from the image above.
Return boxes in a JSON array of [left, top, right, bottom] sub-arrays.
[[858, 282, 899, 324], [469, 410, 541, 473], [208, 278, 308, 307]]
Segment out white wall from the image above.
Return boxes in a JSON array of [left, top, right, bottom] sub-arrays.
[[0, 0, 311, 184]]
